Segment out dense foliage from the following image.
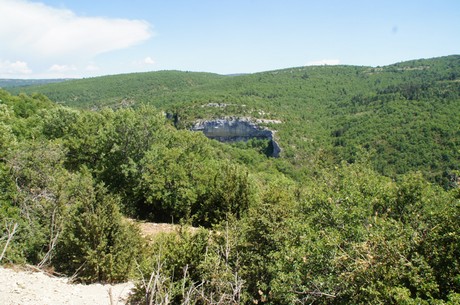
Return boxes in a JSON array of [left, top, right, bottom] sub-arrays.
[[1, 55, 459, 304], [10, 55, 460, 187]]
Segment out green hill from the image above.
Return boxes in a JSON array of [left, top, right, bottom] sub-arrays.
[[9, 70, 224, 108], [11, 55, 460, 187]]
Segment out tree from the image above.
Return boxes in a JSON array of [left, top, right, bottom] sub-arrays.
[[55, 173, 142, 283]]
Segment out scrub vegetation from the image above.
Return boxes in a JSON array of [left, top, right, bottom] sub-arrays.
[[1, 55, 459, 304]]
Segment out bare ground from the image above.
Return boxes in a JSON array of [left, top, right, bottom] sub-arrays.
[[130, 220, 199, 241], [0, 265, 134, 305]]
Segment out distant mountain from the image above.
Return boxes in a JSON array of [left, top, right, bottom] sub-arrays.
[[0, 78, 72, 88], [225, 73, 249, 77]]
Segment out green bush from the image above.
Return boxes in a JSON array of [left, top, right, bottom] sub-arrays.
[[55, 178, 143, 283]]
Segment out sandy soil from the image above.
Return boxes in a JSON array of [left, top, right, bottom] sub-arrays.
[[0, 266, 135, 305]]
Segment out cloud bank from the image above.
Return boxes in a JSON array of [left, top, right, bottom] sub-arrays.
[[0, 0, 153, 77], [0, 60, 32, 76]]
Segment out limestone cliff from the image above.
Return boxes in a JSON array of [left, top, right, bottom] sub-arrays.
[[191, 118, 281, 157]]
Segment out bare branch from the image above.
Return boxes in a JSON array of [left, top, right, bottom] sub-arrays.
[[0, 221, 18, 262]]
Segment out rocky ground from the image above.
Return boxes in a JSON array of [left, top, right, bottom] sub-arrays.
[[0, 266, 135, 305]]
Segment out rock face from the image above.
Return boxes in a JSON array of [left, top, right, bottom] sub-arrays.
[[191, 118, 281, 157]]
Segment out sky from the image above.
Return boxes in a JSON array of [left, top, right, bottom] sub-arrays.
[[0, 0, 459, 78]]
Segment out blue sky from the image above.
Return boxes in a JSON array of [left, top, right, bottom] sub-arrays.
[[1, 0, 459, 78]]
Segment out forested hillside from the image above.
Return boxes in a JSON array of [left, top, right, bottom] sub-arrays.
[[11, 55, 460, 187], [1, 56, 459, 304]]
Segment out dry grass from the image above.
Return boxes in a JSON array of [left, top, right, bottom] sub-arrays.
[[125, 219, 199, 241], [137, 222, 181, 237]]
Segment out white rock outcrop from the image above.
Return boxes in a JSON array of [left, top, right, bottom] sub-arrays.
[[191, 118, 281, 157]]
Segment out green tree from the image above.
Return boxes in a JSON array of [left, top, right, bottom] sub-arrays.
[[240, 177, 298, 304], [55, 173, 142, 283]]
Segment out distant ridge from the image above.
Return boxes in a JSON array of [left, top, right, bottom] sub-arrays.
[[0, 78, 72, 88], [225, 73, 248, 77]]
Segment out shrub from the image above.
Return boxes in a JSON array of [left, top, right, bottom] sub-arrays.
[[54, 180, 143, 283]]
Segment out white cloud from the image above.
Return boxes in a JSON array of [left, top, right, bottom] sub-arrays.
[[0, 0, 153, 61], [144, 56, 155, 65], [49, 64, 77, 72], [306, 59, 340, 66], [85, 64, 100, 72], [0, 60, 32, 76]]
